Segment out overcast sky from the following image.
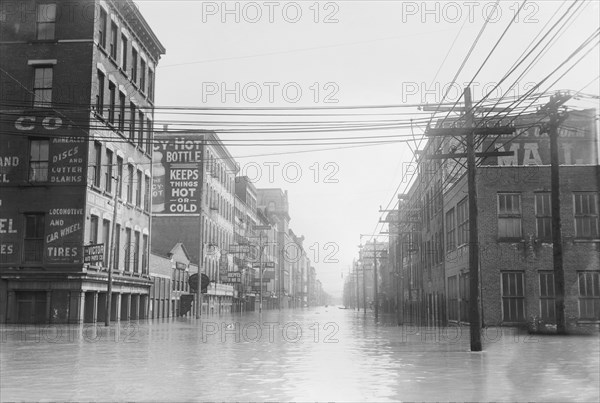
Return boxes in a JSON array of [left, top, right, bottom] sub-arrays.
[[137, 0, 599, 298]]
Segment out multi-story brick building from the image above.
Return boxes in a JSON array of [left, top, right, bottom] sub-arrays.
[[150, 130, 236, 314], [0, 0, 165, 323], [391, 107, 600, 328], [257, 188, 292, 308]]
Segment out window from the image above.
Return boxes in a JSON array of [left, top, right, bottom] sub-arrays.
[[96, 70, 105, 114], [114, 224, 121, 270], [578, 271, 600, 320], [501, 272, 526, 322], [105, 149, 113, 193], [23, 214, 44, 263], [148, 68, 154, 101], [116, 156, 123, 197], [36, 3, 56, 40], [140, 59, 146, 93], [129, 102, 136, 141], [136, 170, 142, 207], [445, 208, 456, 251], [574, 193, 599, 239], [127, 164, 134, 203], [498, 193, 522, 239], [108, 82, 116, 124], [142, 234, 148, 274], [120, 35, 128, 70], [131, 47, 138, 84], [457, 197, 469, 246], [535, 193, 552, 241], [102, 219, 110, 265], [109, 21, 118, 59], [137, 111, 144, 148], [98, 7, 107, 48], [133, 231, 140, 273], [29, 139, 49, 182], [144, 175, 150, 212], [539, 272, 555, 321], [124, 228, 132, 271], [33, 67, 53, 107], [91, 142, 102, 187], [89, 215, 99, 244], [118, 92, 126, 132]]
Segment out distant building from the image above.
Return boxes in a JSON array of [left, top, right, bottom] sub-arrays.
[[0, 0, 165, 323], [257, 188, 293, 308]]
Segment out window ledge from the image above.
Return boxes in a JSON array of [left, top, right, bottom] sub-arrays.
[[577, 320, 600, 324], [573, 239, 600, 243]]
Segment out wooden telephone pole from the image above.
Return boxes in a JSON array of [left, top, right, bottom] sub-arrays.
[[544, 92, 571, 334], [425, 87, 515, 351], [196, 137, 206, 319]]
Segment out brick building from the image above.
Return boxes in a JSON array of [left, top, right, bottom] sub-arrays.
[[150, 130, 236, 314], [257, 188, 292, 308], [0, 0, 165, 323], [390, 108, 599, 328]]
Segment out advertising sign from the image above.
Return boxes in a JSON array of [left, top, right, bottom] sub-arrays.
[[152, 135, 205, 215], [84, 243, 105, 265], [0, 113, 86, 265], [480, 109, 598, 166]]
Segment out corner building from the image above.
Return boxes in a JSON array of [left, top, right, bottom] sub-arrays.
[[0, 0, 165, 323]]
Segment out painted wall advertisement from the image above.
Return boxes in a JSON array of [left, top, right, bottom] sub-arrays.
[[480, 109, 598, 166], [0, 113, 86, 266], [152, 135, 205, 215]]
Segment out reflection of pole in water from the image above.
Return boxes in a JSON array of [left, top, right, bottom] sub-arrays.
[[152, 151, 165, 213]]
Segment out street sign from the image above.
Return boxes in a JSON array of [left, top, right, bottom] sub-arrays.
[[264, 262, 275, 268], [252, 263, 262, 268], [227, 272, 241, 278], [84, 244, 104, 265], [229, 244, 250, 254], [252, 225, 271, 230]]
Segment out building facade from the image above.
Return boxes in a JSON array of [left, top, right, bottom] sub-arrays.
[[257, 188, 292, 308], [388, 107, 600, 328], [150, 130, 236, 314], [0, 0, 165, 323]]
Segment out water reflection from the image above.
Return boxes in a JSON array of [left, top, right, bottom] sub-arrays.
[[1, 307, 598, 402]]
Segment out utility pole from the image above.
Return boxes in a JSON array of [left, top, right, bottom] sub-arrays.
[[425, 87, 515, 351], [259, 231, 263, 314], [279, 246, 283, 310], [396, 233, 403, 325], [355, 260, 360, 311], [105, 173, 120, 326], [196, 137, 206, 319], [373, 239, 379, 322], [464, 88, 482, 351], [546, 92, 571, 334], [362, 260, 366, 315]]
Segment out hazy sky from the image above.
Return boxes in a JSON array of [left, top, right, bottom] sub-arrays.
[[137, 0, 599, 297]]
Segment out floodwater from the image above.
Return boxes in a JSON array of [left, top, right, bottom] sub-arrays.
[[1, 307, 598, 402]]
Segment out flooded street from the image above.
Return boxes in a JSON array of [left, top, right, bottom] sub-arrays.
[[1, 307, 599, 402]]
